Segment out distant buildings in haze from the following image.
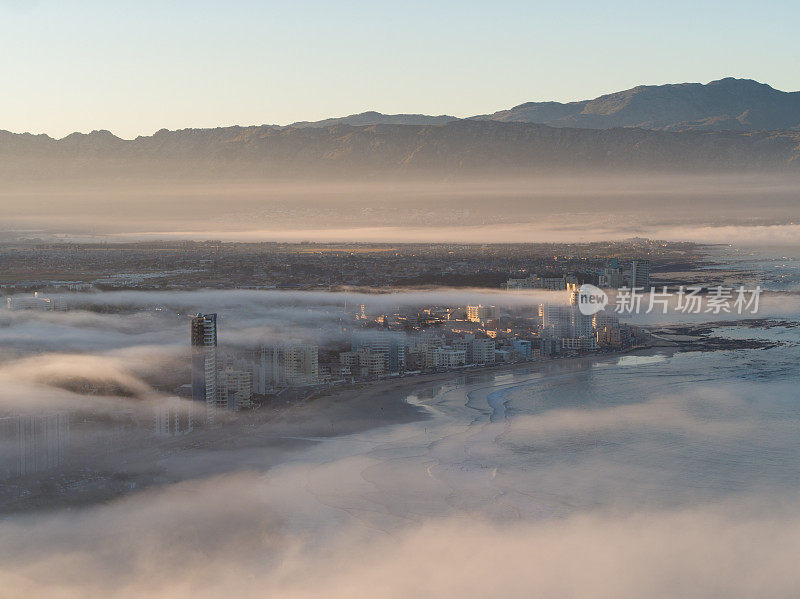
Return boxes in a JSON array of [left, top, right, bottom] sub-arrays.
[[466, 304, 497, 323], [506, 275, 578, 290], [0, 412, 69, 477], [6, 292, 59, 311]]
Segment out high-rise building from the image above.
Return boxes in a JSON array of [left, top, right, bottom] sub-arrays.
[[191, 313, 218, 424], [283, 343, 319, 386], [471, 338, 496, 364], [540, 300, 594, 347], [598, 266, 624, 288], [539, 304, 572, 338], [466, 305, 496, 323], [352, 333, 407, 374], [568, 291, 595, 338], [356, 347, 387, 377], [0, 412, 69, 478], [154, 397, 193, 436], [251, 343, 320, 391], [452, 337, 471, 361], [218, 368, 253, 411], [254, 345, 283, 393], [630, 260, 651, 289], [416, 331, 444, 369]]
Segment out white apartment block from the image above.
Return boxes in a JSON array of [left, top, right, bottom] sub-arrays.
[[471, 338, 496, 364]]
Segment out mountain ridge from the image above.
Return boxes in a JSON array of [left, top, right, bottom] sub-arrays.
[[2, 119, 799, 180], [279, 78, 800, 133], [290, 111, 457, 128], [7, 78, 800, 141], [472, 78, 800, 131], [3, 78, 800, 179]]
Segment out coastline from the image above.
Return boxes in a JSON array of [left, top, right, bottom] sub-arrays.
[[0, 345, 669, 516]]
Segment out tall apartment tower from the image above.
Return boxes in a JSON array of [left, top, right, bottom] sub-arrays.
[[630, 260, 651, 289], [539, 304, 572, 339], [568, 291, 594, 338], [352, 333, 407, 374], [0, 412, 69, 478], [283, 344, 319, 386], [191, 313, 218, 425]]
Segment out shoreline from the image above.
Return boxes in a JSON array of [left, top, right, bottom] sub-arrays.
[[0, 344, 680, 516]]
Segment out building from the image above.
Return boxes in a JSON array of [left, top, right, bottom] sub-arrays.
[[539, 304, 572, 338], [352, 333, 407, 373], [339, 351, 360, 368], [561, 337, 599, 351], [326, 363, 351, 380], [6, 292, 55, 311], [283, 343, 319, 386], [630, 259, 651, 289], [540, 296, 595, 342], [0, 412, 69, 478], [154, 397, 193, 436], [356, 347, 387, 377], [570, 310, 594, 338], [512, 339, 532, 360], [417, 332, 444, 369], [593, 312, 620, 331], [568, 291, 595, 338], [254, 345, 284, 393], [507, 275, 577, 291], [471, 338, 496, 364], [218, 368, 253, 411], [252, 343, 320, 391], [191, 313, 218, 424], [466, 305, 496, 323], [596, 326, 623, 348], [452, 337, 472, 360], [598, 266, 624, 289], [431, 347, 467, 369]]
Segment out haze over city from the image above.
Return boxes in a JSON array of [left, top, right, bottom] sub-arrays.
[[1, 2, 799, 598]]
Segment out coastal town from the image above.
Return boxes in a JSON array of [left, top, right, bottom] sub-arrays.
[[0, 238, 699, 292], [0, 239, 774, 511]]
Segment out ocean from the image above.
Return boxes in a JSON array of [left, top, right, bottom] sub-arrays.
[[270, 245, 800, 527]]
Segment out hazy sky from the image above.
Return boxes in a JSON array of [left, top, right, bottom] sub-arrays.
[[2, 0, 799, 139]]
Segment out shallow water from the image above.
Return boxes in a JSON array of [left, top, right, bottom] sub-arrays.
[[270, 321, 800, 530]]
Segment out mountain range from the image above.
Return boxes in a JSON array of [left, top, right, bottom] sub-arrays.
[[2, 78, 800, 179], [290, 78, 800, 132], [474, 78, 800, 131]]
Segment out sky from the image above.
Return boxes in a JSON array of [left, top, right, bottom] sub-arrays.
[[1, 0, 799, 139]]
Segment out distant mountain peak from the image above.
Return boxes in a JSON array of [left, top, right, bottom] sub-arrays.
[[708, 77, 769, 87], [290, 111, 457, 128], [473, 78, 800, 132]]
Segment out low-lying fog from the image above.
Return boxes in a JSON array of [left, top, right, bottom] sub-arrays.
[[2, 174, 799, 245], [2, 290, 800, 596]]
